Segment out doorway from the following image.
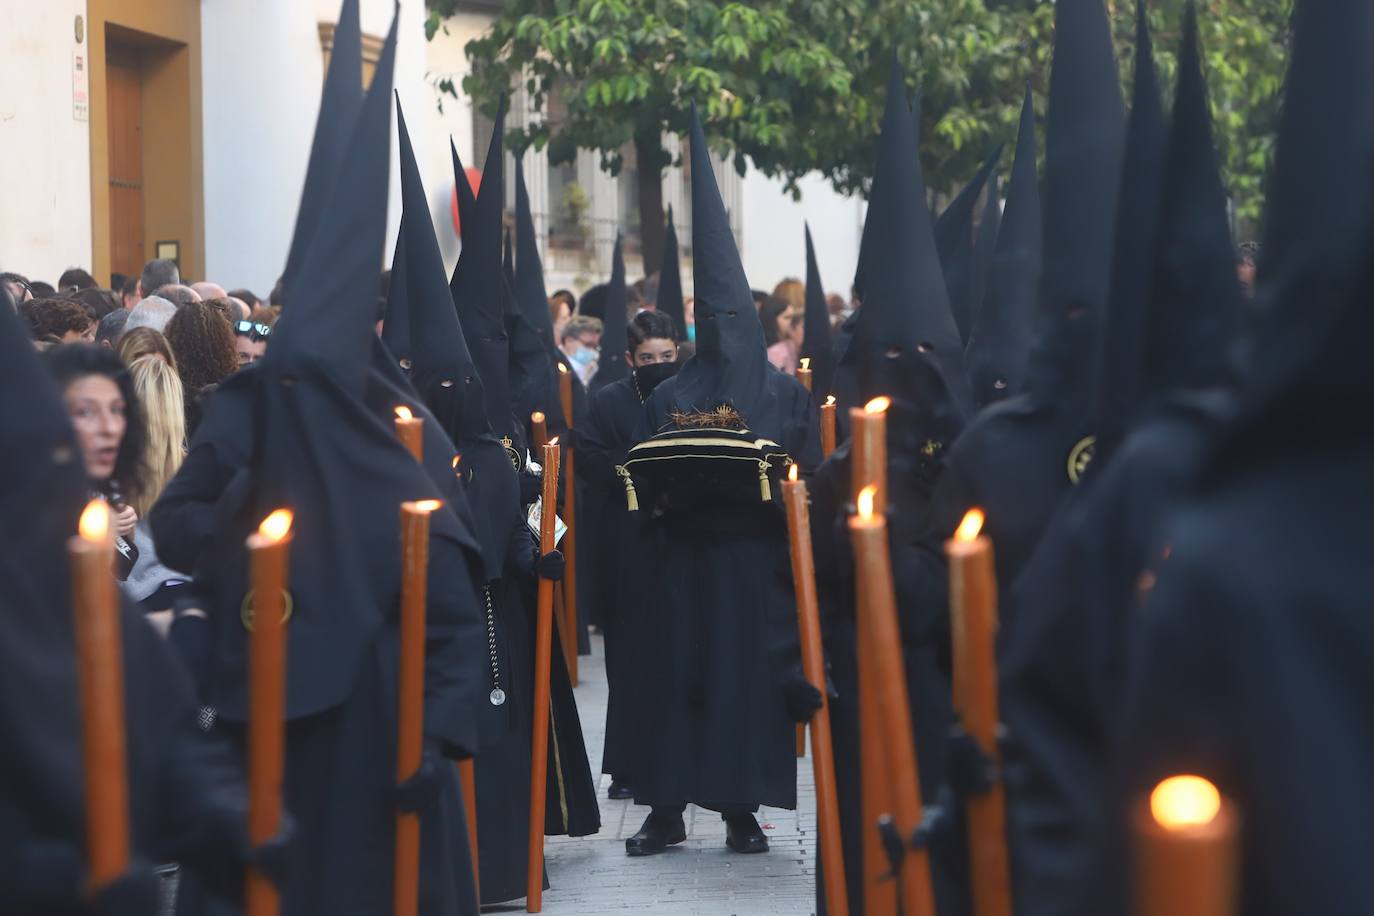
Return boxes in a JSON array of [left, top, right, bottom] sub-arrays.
[[105, 43, 145, 281]]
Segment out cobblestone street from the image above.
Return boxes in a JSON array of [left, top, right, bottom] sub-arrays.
[[492, 636, 818, 915]]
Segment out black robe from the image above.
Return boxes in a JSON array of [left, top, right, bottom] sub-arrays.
[[996, 391, 1229, 916], [575, 374, 658, 780], [628, 368, 819, 811]]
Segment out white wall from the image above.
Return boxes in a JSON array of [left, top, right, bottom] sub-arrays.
[[0, 0, 94, 285], [739, 170, 863, 300], [200, 0, 429, 295]]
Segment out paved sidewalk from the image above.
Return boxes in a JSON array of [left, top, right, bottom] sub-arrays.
[[491, 635, 818, 915]]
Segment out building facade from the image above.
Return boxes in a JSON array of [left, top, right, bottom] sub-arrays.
[[0, 0, 862, 301]]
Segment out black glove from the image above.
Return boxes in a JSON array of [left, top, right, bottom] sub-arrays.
[[946, 723, 997, 798], [91, 865, 164, 916], [518, 470, 541, 507], [244, 815, 295, 891], [168, 613, 212, 678], [782, 665, 824, 723], [393, 739, 446, 813], [536, 549, 565, 582]]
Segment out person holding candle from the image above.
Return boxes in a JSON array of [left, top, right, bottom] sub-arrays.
[[150, 10, 490, 914], [804, 57, 971, 916], [577, 308, 681, 799], [0, 277, 287, 915], [799, 226, 835, 404], [621, 107, 821, 859], [385, 96, 600, 905], [1116, 4, 1374, 915]]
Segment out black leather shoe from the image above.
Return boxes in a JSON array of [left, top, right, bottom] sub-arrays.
[[724, 814, 769, 854], [608, 780, 634, 800], [625, 812, 686, 857]]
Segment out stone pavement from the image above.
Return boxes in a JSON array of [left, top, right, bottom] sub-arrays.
[[489, 635, 819, 915]]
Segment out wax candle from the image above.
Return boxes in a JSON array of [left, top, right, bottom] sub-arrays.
[[1134, 776, 1240, 916], [946, 508, 1011, 916], [782, 465, 849, 916], [850, 486, 935, 916], [820, 395, 837, 459], [394, 405, 423, 462], [70, 500, 129, 892], [850, 397, 889, 514], [246, 508, 294, 916], [797, 357, 814, 393], [527, 438, 562, 913]]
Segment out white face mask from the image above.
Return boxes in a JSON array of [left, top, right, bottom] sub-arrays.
[[570, 346, 599, 367]]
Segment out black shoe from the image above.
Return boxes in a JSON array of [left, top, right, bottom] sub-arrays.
[[625, 812, 686, 857], [724, 814, 769, 854], [608, 780, 634, 800]]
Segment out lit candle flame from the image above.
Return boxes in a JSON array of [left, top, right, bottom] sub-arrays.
[[824, 395, 836, 406], [412, 499, 443, 513], [78, 499, 111, 543], [799, 357, 811, 371], [1150, 776, 1221, 830], [788, 463, 799, 483], [452, 455, 461, 470], [532, 411, 546, 424], [557, 362, 568, 374], [857, 485, 877, 520], [548, 436, 560, 447], [257, 509, 294, 543], [864, 396, 891, 414], [955, 508, 985, 542], [395, 405, 414, 422]]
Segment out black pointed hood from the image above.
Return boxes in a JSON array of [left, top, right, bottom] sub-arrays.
[[656, 205, 687, 340], [281, 0, 361, 289], [846, 57, 971, 414], [1212, 0, 1374, 453], [450, 99, 514, 438], [971, 169, 1002, 328], [799, 224, 834, 398], [268, 8, 397, 397], [1094, 0, 1167, 449], [502, 226, 516, 295], [1141, 4, 1241, 399], [383, 97, 492, 444], [665, 105, 772, 425], [592, 233, 630, 392], [514, 155, 556, 348], [1022, 0, 1125, 408], [968, 85, 1042, 409], [451, 138, 477, 242], [935, 145, 1003, 346]]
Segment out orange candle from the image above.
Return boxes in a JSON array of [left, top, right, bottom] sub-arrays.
[[850, 397, 889, 514], [527, 438, 562, 913], [820, 395, 837, 458], [1135, 776, 1240, 916], [946, 509, 1011, 916], [70, 500, 130, 893], [394, 405, 423, 462], [531, 411, 548, 451], [797, 356, 814, 393], [850, 486, 935, 916], [245, 508, 294, 916], [394, 499, 441, 916], [782, 466, 849, 916], [556, 366, 579, 687]]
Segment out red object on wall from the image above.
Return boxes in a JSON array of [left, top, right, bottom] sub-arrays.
[[450, 167, 483, 239]]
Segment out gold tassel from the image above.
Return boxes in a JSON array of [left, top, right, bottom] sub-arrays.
[[759, 461, 772, 503], [617, 466, 639, 512]]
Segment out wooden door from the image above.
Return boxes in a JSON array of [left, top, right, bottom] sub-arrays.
[[106, 45, 144, 281]]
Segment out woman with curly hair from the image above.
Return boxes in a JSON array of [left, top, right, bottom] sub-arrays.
[[163, 299, 238, 434]]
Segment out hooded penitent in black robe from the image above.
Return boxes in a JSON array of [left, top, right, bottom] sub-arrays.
[[799, 225, 835, 402], [150, 13, 485, 914], [656, 206, 688, 343], [628, 107, 819, 814], [387, 99, 598, 905], [808, 57, 972, 916], [997, 8, 1244, 913], [921, 0, 1124, 603], [934, 145, 1002, 348], [0, 293, 263, 916], [1117, 3, 1374, 914]]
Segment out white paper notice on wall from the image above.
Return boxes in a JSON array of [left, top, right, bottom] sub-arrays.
[[72, 48, 89, 121]]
